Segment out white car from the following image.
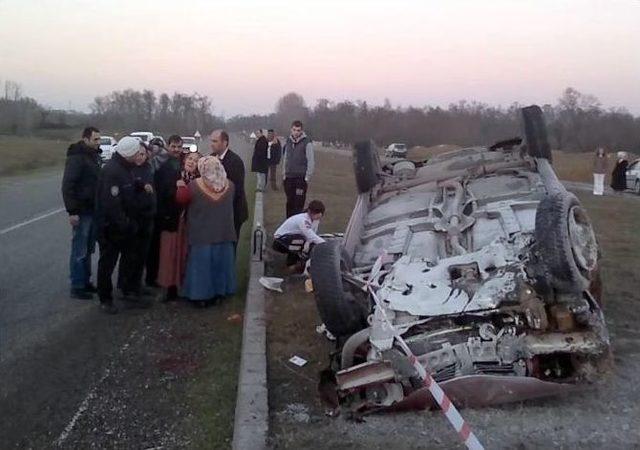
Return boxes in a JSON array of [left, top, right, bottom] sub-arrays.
[[385, 143, 408, 158], [99, 136, 117, 161], [181, 136, 198, 153], [626, 158, 640, 194], [129, 131, 156, 144]]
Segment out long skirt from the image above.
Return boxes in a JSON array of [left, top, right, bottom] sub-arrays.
[[157, 216, 188, 288], [182, 242, 236, 301], [593, 173, 605, 196]]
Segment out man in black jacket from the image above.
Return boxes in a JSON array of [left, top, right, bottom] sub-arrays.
[[210, 130, 248, 240], [95, 136, 155, 314], [266, 129, 282, 190], [251, 129, 269, 192], [61, 126, 102, 300]]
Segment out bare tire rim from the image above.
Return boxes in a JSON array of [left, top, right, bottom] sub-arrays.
[[568, 205, 598, 273]]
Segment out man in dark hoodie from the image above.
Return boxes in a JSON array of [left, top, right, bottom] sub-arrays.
[[61, 126, 102, 300]]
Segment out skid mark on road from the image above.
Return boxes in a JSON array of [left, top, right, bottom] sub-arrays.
[[53, 330, 138, 447], [0, 207, 64, 235]]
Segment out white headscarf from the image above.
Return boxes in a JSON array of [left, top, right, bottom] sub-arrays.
[[197, 156, 228, 192]]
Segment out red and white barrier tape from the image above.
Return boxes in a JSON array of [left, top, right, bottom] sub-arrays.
[[365, 254, 484, 450]]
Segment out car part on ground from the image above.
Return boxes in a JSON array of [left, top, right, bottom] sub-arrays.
[[310, 105, 611, 414]]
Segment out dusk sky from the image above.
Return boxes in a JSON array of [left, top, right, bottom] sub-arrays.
[[1, 0, 638, 115]]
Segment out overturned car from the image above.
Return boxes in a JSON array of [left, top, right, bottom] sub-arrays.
[[309, 106, 610, 411]]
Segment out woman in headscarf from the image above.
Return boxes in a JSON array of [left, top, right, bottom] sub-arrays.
[[177, 156, 237, 305], [156, 151, 201, 301], [611, 151, 629, 193], [592, 147, 607, 196]]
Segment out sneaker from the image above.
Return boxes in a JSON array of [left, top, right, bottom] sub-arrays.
[[84, 283, 98, 293], [70, 288, 93, 300], [100, 302, 119, 314]]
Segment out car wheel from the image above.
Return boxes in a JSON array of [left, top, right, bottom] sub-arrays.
[[521, 105, 552, 161], [353, 141, 380, 194], [535, 192, 598, 293], [310, 240, 368, 337]]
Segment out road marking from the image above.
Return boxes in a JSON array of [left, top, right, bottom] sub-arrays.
[[0, 207, 64, 235], [53, 370, 110, 447], [53, 331, 137, 447]]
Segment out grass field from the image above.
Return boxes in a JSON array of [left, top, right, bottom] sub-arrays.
[[0, 135, 70, 176], [263, 148, 640, 448]]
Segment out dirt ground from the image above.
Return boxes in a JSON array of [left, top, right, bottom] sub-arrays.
[[263, 150, 640, 449]]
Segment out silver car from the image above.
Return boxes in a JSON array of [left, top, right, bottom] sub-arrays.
[[310, 106, 610, 412], [625, 158, 640, 194]]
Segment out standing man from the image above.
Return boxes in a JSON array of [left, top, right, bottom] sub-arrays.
[[61, 126, 102, 300], [266, 129, 282, 190], [95, 136, 154, 314], [251, 129, 269, 192], [210, 129, 248, 240], [282, 120, 314, 217]]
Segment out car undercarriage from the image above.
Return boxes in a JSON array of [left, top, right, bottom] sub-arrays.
[[309, 106, 611, 413]]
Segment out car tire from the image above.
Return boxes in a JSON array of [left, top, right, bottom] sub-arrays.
[[310, 240, 367, 337], [353, 141, 380, 194], [535, 192, 599, 293], [521, 105, 552, 161]]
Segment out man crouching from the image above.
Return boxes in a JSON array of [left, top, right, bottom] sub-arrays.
[[272, 200, 325, 273]]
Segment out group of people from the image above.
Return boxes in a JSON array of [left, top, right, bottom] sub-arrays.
[[61, 120, 326, 314], [593, 147, 634, 195], [62, 127, 248, 314]]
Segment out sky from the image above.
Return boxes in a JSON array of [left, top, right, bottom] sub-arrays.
[[0, 0, 639, 115]]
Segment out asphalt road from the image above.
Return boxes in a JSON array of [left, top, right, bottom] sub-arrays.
[[0, 136, 253, 448]]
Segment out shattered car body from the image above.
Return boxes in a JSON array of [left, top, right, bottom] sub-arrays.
[[310, 106, 610, 412]]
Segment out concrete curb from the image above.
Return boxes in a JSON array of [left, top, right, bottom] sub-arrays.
[[232, 191, 268, 450]]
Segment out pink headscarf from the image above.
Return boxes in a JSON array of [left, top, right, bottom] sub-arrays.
[[197, 156, 228, 192]]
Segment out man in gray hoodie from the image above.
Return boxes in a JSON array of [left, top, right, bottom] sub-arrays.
[[281, 120, 314, 217]]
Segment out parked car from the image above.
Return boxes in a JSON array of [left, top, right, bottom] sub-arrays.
[[129, 131, 164, 147], [625, 158, 640, 194], [99, 136, 117, 161], [385, 143, 408, 158], [310, 106, 610, 413], [181, 136, 198, 153]]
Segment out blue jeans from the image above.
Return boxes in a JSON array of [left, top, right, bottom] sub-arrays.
[[69, 214, 96, 289]]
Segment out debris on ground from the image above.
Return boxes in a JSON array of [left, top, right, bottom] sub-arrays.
[[315, 323, 336, 341], [226, 313, 243, 323], [259, 276, 284, 292], [288, 355, 308, 367]]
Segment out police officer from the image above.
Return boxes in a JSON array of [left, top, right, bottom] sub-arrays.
[[95, 136, 155, 314], [117, 142, 157, 299]]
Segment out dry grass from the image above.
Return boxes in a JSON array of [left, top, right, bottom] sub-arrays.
[[406, 144, 462, 161], [0, 135, 70, 176]]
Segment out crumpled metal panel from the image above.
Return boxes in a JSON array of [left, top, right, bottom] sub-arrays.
[[379, 240, 517, 316], [389, 375, 576, 411]]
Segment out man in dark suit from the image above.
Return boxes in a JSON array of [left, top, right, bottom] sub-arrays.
[[210, 129, 249, 240]]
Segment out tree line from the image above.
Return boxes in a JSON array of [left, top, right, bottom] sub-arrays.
[[227, 89, 640, 153], [1, 78, 638, 153]]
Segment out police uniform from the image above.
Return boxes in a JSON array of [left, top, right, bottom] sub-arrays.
[[95, 151, 156, 305]]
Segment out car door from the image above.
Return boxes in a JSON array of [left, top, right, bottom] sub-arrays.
[[626, 161, 639, 188]]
